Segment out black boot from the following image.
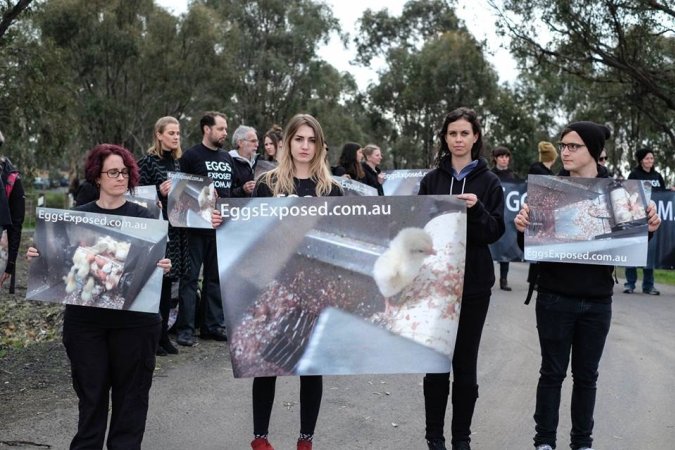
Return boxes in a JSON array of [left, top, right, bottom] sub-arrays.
[[424, 375, 450, 446], [499, 278, 512, 291], [451, 383, 478, 447]]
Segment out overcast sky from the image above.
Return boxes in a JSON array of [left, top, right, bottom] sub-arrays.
[[155, 0, 518, 88]]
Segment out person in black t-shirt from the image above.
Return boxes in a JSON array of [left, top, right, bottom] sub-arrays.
[[27, 144, 171, 450], [213, 114, 342, 450]]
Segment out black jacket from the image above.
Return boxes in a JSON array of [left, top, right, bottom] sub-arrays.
[[528, 162, 553, 175], [229, 150, 256, 198], [419, 157, 505, 298], [361, 162, 385, 196], [491, 167, 520, 182]]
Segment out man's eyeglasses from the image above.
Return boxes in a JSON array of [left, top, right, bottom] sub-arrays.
[[558, 142, 586, 152], [101, 169, 130, 178], [598, 156, 608, 162]]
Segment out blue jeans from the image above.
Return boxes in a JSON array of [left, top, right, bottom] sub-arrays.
[[533, 292, 611, 450], [624, 267, 654, 291]]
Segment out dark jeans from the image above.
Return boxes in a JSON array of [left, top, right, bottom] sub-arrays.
[[533, 292, 611, 450], [624, 267, 654, 291], [178, 231, 224, 336], [252, 376, 323, 437], [62, 320, 160, 450], [424, 294, 490, 444], [499, 262, 509, 280]]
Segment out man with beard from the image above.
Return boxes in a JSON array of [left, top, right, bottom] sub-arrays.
[[176, 112, 234, 346]]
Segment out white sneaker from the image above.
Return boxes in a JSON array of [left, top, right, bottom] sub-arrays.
[[536, 446, 553, 450]]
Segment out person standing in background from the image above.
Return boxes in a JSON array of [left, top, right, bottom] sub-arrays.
[[529, 141, 558, 175], [138, 116, 188, 355], [0, 131, 25, 293], [229, 125, 259, 197], [623, 147, 667, 295], [176, 111, 234, 346], [361, 144, 385, 196], [490, 146, 519, 291]]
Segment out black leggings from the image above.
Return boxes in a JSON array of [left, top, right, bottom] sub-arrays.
[[252, 375, 323, 437]]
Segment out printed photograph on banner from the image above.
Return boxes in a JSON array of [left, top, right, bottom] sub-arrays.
[[254, 159, 277, 180], [125, 185, 162, 219], [332, 176, 378, 196], [26, 208, 168, 313], [166, 172, 216, 229], [525, 175, 651, 266], [0, 229, 8, 273], [382, 169, 430, 196], [215, 195, 467, 377]]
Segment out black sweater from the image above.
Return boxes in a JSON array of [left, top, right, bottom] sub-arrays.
[[361, 162, 385, 196], [419, 157, 506, 298], [627, 166, 667, 192]]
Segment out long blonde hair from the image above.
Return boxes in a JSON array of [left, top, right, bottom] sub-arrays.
[[259, 114, 338, 197], [147, 116, 182, 159]]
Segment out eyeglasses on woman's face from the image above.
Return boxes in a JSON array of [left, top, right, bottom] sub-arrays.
[[558, 142, 586, 152], [101, 168, 130, 178], [598, 156, 608, 162]]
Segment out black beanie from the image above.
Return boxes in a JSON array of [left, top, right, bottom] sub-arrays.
[[564, 121, 611, 161], [635, 147, 653, 164]]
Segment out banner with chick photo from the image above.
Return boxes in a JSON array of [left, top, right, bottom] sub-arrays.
[[166, 172, 216, 229], [26, 208, 168, 313], [524, 175, 651, 266], [215, 195, 467, 377]]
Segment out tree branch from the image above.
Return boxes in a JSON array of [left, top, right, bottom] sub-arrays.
[[0, 0, 32, 40]]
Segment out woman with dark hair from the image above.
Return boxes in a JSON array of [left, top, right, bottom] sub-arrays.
[[361, 143, 385, 195], [490, 145, 520, 291], [213, 114, 341, 450], [263, 125, 283, 162], [139, 116, 188, 355], [27, 144, 171, 450], [418, 107, 505, 450], [332, 142, 365, 182]]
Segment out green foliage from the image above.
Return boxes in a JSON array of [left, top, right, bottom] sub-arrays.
[[493, 0, 675, 182]]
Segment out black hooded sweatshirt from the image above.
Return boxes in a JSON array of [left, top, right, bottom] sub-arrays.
[[627, 166, 667, 192], [518, 165, 615, 302], [419, 156, 505, 298]]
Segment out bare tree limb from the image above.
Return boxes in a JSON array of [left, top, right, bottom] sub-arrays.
[[0, 0, 32, 40]]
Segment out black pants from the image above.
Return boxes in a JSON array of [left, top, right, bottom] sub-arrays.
[[159, 277, 173, 342], [62, 320, 160, 450], [424, 294, 490, 444], [252, 376, 323, 437], [178, 231, 224, 335], [533, 292, 611, 450]]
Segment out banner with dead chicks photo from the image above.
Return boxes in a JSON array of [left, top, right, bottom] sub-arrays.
[[524, 175, 651, 266], [215, 195, 467, 377], [26, 208, 168, 313], [166, 172, 216, 229]]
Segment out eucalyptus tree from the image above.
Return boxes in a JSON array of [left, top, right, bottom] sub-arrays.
[[492, 0, 675, 180]]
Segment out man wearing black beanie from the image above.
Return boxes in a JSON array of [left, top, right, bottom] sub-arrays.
[[514, 121, 662, 450], [624, 147, 667, 295]]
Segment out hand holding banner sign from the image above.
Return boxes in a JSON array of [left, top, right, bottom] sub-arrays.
[[524, 175, 650, 266], [215, 195, 467, 377], [166, 172, 216, 229], [26, 208, 168, 313]]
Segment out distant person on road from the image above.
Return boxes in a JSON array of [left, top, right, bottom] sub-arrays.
[[27, 144, 172, 450], [490, 145, 519, 291], [0, 131, 25, 293], [418, 107, 505, 450], [214, 114, 342, 450], [514, 122, 662, 450], [623, 147, 667, 295]]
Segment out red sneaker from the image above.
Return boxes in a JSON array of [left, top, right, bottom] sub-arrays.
[[297, 440, 313, 450], [251, 437, 274, 450]]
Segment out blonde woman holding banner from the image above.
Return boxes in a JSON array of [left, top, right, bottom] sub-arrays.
[[213, 114, 341, 450]]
